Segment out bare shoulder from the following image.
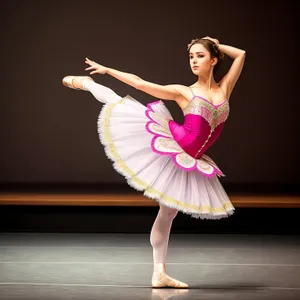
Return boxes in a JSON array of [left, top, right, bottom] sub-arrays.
[[164, 84, 190, 100], [138, 81, 190, 101], [170, 84, 190, 94], [170, 84, 192, 109]]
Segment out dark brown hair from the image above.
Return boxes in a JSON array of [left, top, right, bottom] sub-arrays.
[[187, 38, 224, 75]]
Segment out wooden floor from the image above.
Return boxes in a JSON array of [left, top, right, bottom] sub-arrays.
[[0, 193, 300, 207]]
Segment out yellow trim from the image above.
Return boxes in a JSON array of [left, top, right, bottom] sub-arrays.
[[98, 98, 234, 216]]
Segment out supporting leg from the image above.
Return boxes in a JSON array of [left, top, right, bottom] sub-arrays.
[[150, 204, 178, 264], [150, 203, 188, 288]]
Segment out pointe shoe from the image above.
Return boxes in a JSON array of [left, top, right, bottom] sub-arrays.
[[151, 265, 188, 289], [62, 76, 93, 91]]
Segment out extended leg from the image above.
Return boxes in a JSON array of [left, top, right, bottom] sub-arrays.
[[83, 80, 122, 104], [62, 76, 122, 104]]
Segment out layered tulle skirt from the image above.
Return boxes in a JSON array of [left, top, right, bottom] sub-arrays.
[[97, 95, 235, 219]]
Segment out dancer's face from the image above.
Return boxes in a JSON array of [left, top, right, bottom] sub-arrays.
[[189, 44, 216, 75]]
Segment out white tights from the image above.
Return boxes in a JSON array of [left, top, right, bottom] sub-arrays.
[[83, 80, 179, 268], [83, 80, 122, 103], [150, 203, 178, 266]]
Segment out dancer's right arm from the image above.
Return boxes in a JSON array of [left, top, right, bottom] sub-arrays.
[[85, 58, 185, 101], [110, 68, 184, 101]]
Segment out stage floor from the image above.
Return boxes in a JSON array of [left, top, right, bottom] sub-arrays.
[[0, 233, 299, 300]]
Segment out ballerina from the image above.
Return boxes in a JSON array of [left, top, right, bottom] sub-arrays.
[[62, 36, 246, 288]]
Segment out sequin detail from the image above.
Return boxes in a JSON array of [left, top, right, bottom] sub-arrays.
[[183, 98, 230, 130], [196, 129, 213, 157], [183, 98, 230, 158]]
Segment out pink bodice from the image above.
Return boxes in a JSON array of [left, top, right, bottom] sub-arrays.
[[169, 96, 229, 159], [145, 95, 230, 178]]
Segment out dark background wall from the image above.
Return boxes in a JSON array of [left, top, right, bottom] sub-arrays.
[[1, 0, 299, 187]]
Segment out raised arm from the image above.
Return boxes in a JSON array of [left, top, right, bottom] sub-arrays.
[[218, 43, 246, 98], [200, 37, 246, 99], [85, 57, 184, 101], [213, 44, 246, 99]]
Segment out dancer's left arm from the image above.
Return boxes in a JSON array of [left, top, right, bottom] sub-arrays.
[[201, 37, 246, 99], [218, 44, 246, 98]]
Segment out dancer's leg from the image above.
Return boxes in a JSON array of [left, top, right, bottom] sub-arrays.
[[83, 80, 122, 104], [150, 203, 178, 265], [63, 76, 122, 104], [150, 204, 188, 288]]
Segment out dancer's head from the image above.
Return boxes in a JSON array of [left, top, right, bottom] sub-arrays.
[[187, 38, 224, 76]]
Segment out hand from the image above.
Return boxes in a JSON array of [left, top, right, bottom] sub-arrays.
[[201, 36, 220, 45], [85, 57, 108, 75]]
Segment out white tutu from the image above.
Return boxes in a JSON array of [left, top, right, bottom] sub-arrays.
[[97, 95, 235, 219]]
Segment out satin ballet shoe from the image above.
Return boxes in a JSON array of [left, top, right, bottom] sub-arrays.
[[151, 265, 188, 289], [62, 76, 93, 91], [152, 272, 189, 289]]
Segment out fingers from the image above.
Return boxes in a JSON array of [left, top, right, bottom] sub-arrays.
[[85, 67, 96, 74], [85, 57, 102, 74], [85, 60, 94, 65], [85, 57, 96, 65], [85, 64, 97, 74], [203, 37, 219, 45]]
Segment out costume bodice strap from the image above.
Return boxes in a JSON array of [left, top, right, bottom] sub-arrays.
[[189, 86, 195, 97]]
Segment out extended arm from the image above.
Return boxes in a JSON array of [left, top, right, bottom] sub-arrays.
[[85, 57, 184, 101]]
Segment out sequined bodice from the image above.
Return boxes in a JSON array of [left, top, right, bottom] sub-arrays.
[[168, 96, 230, 159]]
